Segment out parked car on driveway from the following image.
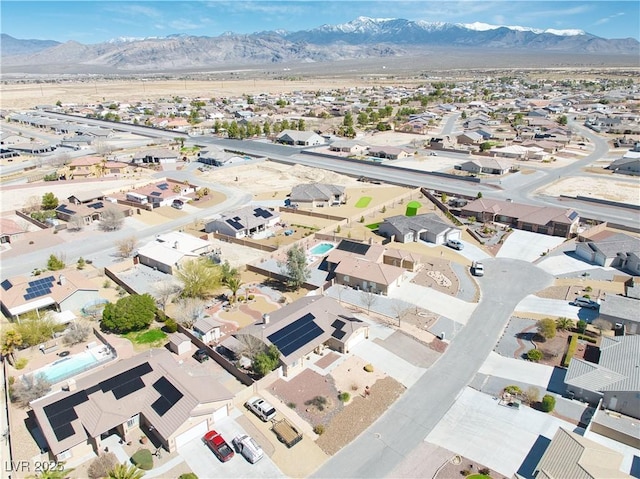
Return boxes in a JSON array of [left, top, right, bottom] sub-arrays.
[[572, 297, 599, 309], [204, 430, 234, 462], [471, 261, 484, 276], [193, 349, 209, 363], [232, 434, 264, 463], [246, 396, 277, 422], [446, 239, 464, 250]]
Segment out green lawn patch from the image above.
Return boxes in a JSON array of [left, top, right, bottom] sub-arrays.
[[467, 475, 491, 479], [407, 200, 421, 209], [355, 196, 372, 208], [125, 328, 167, 345], [365, 223, 380, 230], [405, 200, 421, 217]]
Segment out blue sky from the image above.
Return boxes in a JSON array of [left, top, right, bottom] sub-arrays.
[[2, 1, 638, 43]]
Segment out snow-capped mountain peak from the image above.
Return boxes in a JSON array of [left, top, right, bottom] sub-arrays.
[[460, 21, 585, 36]]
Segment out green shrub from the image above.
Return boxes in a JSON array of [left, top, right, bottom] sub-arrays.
[[287, 402, 296, 409], [562, 335, 578, 367], [179, 474, 198, 479], [164, 318, 178, 333], [577, 334, 597, 344], [359, 216, 365, 223], [305, 396, 328, 411], [338, 392, 350, 403], [247, 294, 255, 301], [584, 286, 593, 292], [527, 348, 543, 362], [131, 449, 153, 470], [504, 385, 522, 395], [576, 320, 587, 334], [364, 364, 374, 372], [155, 309, 167, 323], [102, 279, 111, 288], [14, 358, 28, 370], [238, 295, 245, 302], [541, 394, 556, 413], [313, 424, 325, 435]]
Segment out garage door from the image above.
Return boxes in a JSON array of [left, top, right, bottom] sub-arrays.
[[175, 421, 208, 450], [212, 406, 228, 423], [347, 329, 366, 350]]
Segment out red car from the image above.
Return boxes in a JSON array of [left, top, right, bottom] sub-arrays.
[[203, 430, 234, 462]]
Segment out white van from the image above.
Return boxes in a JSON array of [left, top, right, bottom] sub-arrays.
[[232, 434, 264, 463]]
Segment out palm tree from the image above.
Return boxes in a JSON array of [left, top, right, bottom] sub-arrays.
[[555, 317, 574, 331], [1, 329, 23, 366], [108, 464, 144, 479], [32, 464, 74, 479], [225, 277, 243, 302]]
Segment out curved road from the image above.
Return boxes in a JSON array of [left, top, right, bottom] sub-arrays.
[[313, 258, 553, 478]]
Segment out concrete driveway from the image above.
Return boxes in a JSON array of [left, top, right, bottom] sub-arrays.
[[388, 281, 477, 325], [478, 352, 553, 389], [536, 253, 607, 276], [350, 339, 427, 388], [496, 230, 566, 262], [424, 387, 576, 478], [514, 295, 600, 322], [179, 416, 285, 479]]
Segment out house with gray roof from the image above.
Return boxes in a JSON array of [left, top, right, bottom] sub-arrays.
[[290, 183, 346, 208], [575, 233, 640, 275], [606, 156, 640, 176], [197, 146, 247, 167], [204, 205, 279, 238], [534, 428, 631, 479], [132, 148, 179, 164], [564, 335, 640, 419], [598, 294, 640, 335], [457, 157, 513, 175], [276, 129, 325, 146], [378, 213, 461, 245]]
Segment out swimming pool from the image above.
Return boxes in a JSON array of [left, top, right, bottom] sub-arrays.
[[31, 347, 113, 384], [309, 242, 335, 256]]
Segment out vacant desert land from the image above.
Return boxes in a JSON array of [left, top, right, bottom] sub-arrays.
[[0, 77, 412, 110], [536, 176, 640, 205]]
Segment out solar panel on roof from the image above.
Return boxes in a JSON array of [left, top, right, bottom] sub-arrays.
[[253, 208, 273, 219], [267, 312, 324, 357], [53, 423, 75, 441], [157, 183, 169, 190], [150, 377, 183, 416], [226, 219, 244, 230], [44, 390, 89, 440], [336, 240, 370, 255], [99, 362, 153, 393], [57, 204, 77, 215], [1, 279, 12, 290], [568, 211, 578, 220], [150, 191, 161, 196], [87, 202, 104, 209], [331, 319, 345, 330], [332, 329, 346, 340], [112, 377, 145, 399]]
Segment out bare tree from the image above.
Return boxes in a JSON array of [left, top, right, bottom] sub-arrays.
[[360, 290, 378, 315], [116, 236, 137, 257], [237, 333, 266, 360], [94, 140, 114, 155], [24, 195, 41, 213], [67, 214, 85, 232], [593, 318, 612, 336], [52, 151, 71, 167], [173, 297, 206, 328], [524, 386, 540, 405], [99, 205, 125, 232], [11, 373, 52, 408], [62, 321, 92, 346], [391, 300, 409, 327], [153, 279, 181, 310]]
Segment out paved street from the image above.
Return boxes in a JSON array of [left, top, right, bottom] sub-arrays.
[[312, 258, 553, 478]]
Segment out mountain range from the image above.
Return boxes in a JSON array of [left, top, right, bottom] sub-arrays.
[[2, 17, 638, 73]]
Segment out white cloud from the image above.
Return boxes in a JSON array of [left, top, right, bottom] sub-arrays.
[[594, 12, 625, 26]]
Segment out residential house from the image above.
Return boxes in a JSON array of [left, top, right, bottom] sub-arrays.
[[64, 156, 104, 179], [328, 140, 369, 155], [133, 179, 196, 208], [460, 198, 579, 238], [368, 146, 412, 160], [457, 158, 513, 175], [334, 257, 405, 295], [59, 135, 93, 149], [197, 147, 247, 167], [381, 248, 422, 272], [289, 183, 346, 208], [429, 136, 456, 150], [276, 130, 325, 146], [597, 294, 639, 335], [456, 131, 484, 146], [132, 148, 179, 164], [0, 270, 100, 320], [0, 218, 25, 244], [564, 335, 640, 419], [607, 157, 640, 176], [491, 145, 547, 161], [67, 191, 104, 205], [204, 206, 279, 238], [30, 349, 233, 462], [136, 231, 211, 274], [533, 428, 631, 479], [575, 233, 640, 274], [55, 200, 130, 226], [378, 213, 462, 245], [235, 295, 369, 377]]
